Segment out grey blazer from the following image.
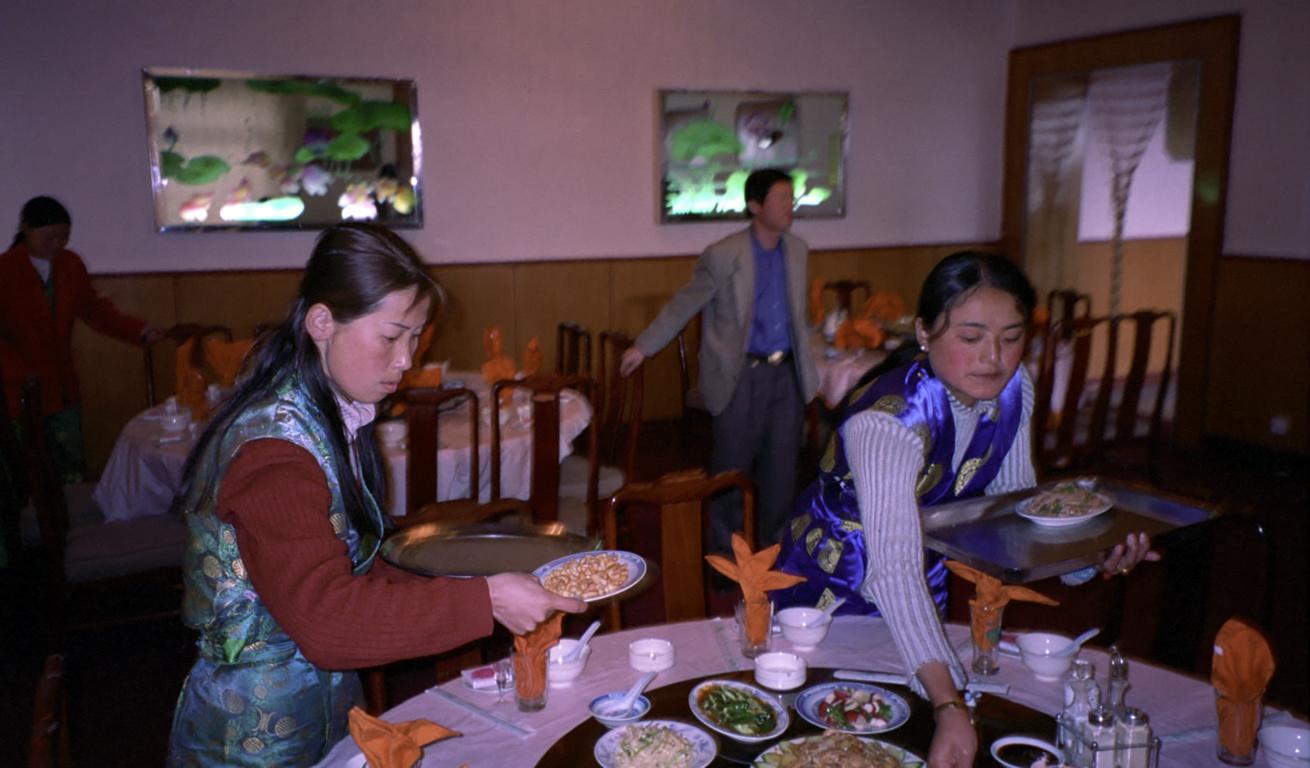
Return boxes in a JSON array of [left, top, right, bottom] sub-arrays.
[[633, 228, 819, 415]]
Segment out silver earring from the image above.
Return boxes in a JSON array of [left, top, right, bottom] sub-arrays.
[[919, 343, 928, 352]]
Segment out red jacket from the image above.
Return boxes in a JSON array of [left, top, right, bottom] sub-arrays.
[[1, 243, 146, 417]]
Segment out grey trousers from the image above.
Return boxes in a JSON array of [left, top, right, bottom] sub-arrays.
[[709, 359, 804, 553]]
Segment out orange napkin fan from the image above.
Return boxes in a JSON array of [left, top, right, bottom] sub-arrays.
[[706, 533, 806, 645], [200, 337, 255, 388], [481, 325, 517, 385], [1212, 618, 1275, 757], [347, 706, 460, 768], [834, 318, 886, 350], [398, 324, 438, 388], [513, 612, 565, 704], [860, 291, 906, 326], [945, 561, 1059, 653], [522, 336, 543, 377], [174, 337, 209, 417], [808, 277, 826, 328]]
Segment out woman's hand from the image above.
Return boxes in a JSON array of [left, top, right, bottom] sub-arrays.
[[927, 706, 977, 768], [1100, 531, 1162, 579], [486, 572, 586, 635], [139, 324, 166, 344]]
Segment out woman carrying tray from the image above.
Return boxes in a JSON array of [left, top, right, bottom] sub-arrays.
[[776, 252, 1158, 767], [166, 224, 584, 766]]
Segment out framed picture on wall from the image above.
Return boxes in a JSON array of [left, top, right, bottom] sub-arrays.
[[141, 67, 423, 232], [659, 89, 847, 222]]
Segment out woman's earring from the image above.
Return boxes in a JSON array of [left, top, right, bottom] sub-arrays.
[[919, 343, 928, 352]]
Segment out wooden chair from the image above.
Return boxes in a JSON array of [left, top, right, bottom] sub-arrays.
[[1032, 309, 1177, 481], [491, 374, 596, 527], [396, 386, 480, 518], [674, 315, 708, 419], [18, 379, 186, 640], [28, 654, 71, 768], [558, 333, 643, 535], [555, 322, 592, 377], [142, 323, 233, 406], [822, 279, 872, 315], [1, 361, 28, 562], [601, 469, 754, 630]]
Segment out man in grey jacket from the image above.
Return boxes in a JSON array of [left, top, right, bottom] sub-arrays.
[[620, 168, 819, 553]]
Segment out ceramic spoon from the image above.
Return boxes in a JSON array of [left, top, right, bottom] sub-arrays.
[[818, 597, 848, 620], [1055, 627, 1100, 656], [601, 671, 657, 716], [562, 620, 602, 663]]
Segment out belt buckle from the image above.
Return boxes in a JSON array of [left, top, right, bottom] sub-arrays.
[[767, 350, 785, 365]]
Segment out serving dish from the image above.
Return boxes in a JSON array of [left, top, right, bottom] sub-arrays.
[[593, 720, 717, 768], [1015, 484, 1114, 528], [687, 679, 788, 743], [793, 681, 910, 734], [381, 517, 591, 577], [990, 735, 1063, 768], [533, 550, 646, 602], [753, 733, 925, 767]]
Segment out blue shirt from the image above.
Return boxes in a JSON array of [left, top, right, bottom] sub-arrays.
[[747, 232, 792, 355]]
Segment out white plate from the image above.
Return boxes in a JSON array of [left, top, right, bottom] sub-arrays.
[[593, 720, 717, 768], [793, 681, 910, 734], [1015, 491, 1113, 528], [688, 679, 789, 743], [753, 734, 925, 766], [532, 550, 646, 602], [990, 735, 1063, 768]]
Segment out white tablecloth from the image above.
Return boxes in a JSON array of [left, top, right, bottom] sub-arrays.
[[814, 344, 890, 408], [314, 616, 1301, 767], [93, 373, 591, 521]]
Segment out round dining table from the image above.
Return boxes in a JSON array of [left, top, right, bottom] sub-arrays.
[[92, 371, 591, 521], [313, 615, 1302, 767]]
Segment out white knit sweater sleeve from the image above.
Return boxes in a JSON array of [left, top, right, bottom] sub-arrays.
[[843, 411, 968, 697], [985, 366, 1038, 495]]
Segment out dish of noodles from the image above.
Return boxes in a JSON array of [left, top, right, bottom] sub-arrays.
[[593, 720, 716, 768], [532, 550, 645, 601], [753, 731, 925, 767], [1015, 482, 1114, 528]]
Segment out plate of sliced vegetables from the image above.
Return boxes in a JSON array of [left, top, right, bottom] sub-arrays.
[[1015, 481, 1114, 528], [688, 679, 789, 743], [754, 732, 925, 767], [593, 720, 717, 768], [794, 681, 910, 734]]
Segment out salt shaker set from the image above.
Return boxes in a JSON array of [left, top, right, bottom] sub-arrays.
[[1060, 652, 1155, 767]]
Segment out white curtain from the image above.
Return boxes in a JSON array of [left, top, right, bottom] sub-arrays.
[[1024, 76, 1089, 300]]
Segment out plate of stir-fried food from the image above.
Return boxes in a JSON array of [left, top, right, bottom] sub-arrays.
[[593, 720, 717, 768], [688, 679, 789, 743], [1015, 481, 1114, 528], [533, 550, 645, 602], [794, 682, 910, 734], [753, 731, 925, 767]]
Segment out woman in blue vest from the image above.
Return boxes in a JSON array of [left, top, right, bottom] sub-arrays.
[[776, 252, 1157, 768], [167, 224, 583, 766]]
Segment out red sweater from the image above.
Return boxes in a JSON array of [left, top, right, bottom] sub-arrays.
[[0, 244, 147, 416], [217, 438, 494, 670]]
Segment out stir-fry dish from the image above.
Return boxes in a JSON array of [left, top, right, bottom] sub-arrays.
[[815, 686, 895, 731], [1024, 482, 1111, 518], [696, 684, 777, 736], [612, 724, 696, 768], [542, 553, 629, 599], [756, 731, 914, 767]]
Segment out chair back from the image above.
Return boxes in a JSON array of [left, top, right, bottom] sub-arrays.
[[674, 315, 707, 417], [822, 280, 872, 315], [28, 654, 71, 768], [556, 322, 592, 376], [18, 379, 71, 591], [597, 332, 643, 483], [602, 469, 754, 629], [142, 323, 233, 406], [0, 362, 28, 553], [1033, 309, 1177, 476], [491, 374, 596, 524], [397, 387, 479, 514]]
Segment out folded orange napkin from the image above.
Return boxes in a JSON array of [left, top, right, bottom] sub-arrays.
[[481, 325, 517, 385], [860, 291, 906, 326], [808, 277, 826, 328], [513, 612, 564, 703], [834, 318, 886, 350], [347, 706, 460, 768], [706, 533, 806, 645], [1212, 618, 1275, 757], [522, 336, 543, 377], [945, 561, 1059, 653], [200, 337, 255, 388]]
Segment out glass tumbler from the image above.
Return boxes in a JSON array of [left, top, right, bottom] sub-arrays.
[[1215, 692, 1261, 765], [735, 599, 773, 659], [513, 648, 548, 712], [968, 599, 1005, 676]]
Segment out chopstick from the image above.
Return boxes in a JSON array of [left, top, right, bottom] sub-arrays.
[[425, 687, 536, 737]]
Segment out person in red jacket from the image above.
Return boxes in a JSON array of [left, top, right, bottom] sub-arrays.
[[0, 196, 163, 485]]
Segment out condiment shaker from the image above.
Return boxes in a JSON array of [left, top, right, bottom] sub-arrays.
[[1061, 659, 1098, 764], [1116, 707, 1152, 768], [1106, 644, 1130, 716], [1086, 707, 1117, 768]]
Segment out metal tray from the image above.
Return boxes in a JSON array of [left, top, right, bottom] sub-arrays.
[[381, 518, 597, 577], [921, 477, 1219, 583]]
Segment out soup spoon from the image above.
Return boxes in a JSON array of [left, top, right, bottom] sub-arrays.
[[600, 671, 657, 716], [1054, 627, 1100, 656], [819, 597, 847, 619], [562, 620, 602, 663]]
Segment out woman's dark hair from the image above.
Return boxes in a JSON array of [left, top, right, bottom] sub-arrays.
[[839, 251, 1036, 412], [12, 196, 72, 247], [179, 223, 442, 539]]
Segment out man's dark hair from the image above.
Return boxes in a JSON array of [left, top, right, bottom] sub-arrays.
[[743, 168, 793, 218]]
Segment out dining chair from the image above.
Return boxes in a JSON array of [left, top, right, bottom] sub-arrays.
[[674, 315, 708, 419], [555, 322, 592, 377], [395, 386, 480, 519], [28, 654, 71, 768], [1, 362, 28, 562], [1032, 309, 1177, 482], [557, 332, 643, 536], [18, 378, 187, 640], [490, 374, 596, 529], [822, 279, 872, 316], [601, 468, 755, 630], [142, 323, 233, 406]]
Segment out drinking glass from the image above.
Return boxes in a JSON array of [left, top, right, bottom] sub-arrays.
[[1215, 692, 1260, 765], [513, 648, 548, 712], [969, 599, 1004, 676], [735, 599, 773, 658], [493, 658, 514, 704]]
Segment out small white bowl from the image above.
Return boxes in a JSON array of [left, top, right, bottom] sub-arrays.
[[775, 607, 831, 651], [547, 639, 591, 687], [628, 638, 675, 672], [1016, 631, 1076, 681], [753, 651, 806, 690], [588, 692, 651, 728], [1260, 725, 1310, 767], [375, 419, 407, 447]]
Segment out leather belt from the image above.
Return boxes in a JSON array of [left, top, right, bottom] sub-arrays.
[[746, 350, 792, 367]]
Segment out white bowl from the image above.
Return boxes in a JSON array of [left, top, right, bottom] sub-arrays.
[[1260, 725, 1310, 767], [776, 607, 831, 651], [628, 638, 675, 672], [547, 639, 591, 687], [1016, 631, 1076, 681], [375, 419, 407, 446], [160, 408, 191, 433], [589, 692, 651, 728], [753, 651, 806, 690]]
